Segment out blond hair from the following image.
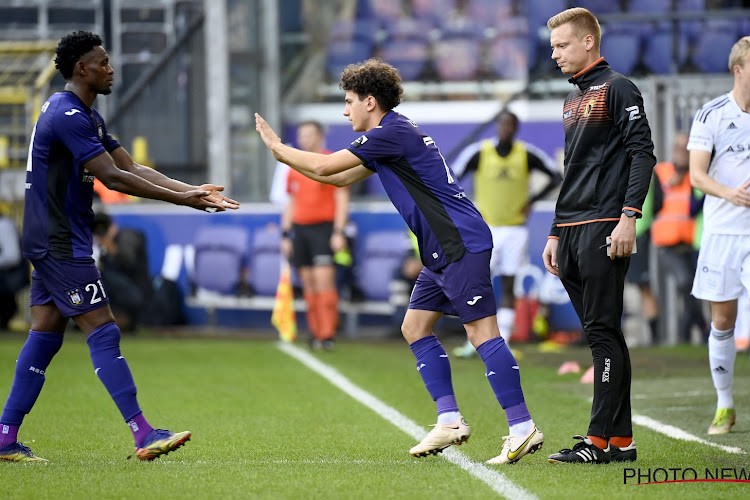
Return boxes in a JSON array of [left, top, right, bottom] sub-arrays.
[[547, 7, 601, 53], [729, 36, 750, 73]]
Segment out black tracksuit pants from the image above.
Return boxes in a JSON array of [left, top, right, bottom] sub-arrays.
[[558, 221, 633, 439]]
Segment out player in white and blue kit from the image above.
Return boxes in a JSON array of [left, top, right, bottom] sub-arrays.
[[688, 36, 750, 436], [0, 31, 238, 462], [255, 59, 544, 464]]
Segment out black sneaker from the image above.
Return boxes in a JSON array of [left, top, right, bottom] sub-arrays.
[[548, 435, 611, 464], [610, 441, 637, 462], [321, 339, 335, 351]]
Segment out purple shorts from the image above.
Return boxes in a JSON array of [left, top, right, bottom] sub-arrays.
[[409, 250, 496, 324], [30, 256, 110, 317]]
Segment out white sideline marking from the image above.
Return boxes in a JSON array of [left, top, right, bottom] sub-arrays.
[[633, 414, 745, 455], [278, 342, 537, 500]]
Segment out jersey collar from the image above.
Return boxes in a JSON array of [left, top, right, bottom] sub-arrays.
[[568, 57, 608, 90]]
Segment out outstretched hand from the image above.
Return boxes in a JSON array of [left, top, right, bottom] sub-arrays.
[[255, 113, 283, 160], [180, 189, 226, 212], [198, 184, 240, 210]]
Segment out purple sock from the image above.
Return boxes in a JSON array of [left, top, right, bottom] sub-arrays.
[[477, 337, 529, 424], [86, 322, 142, 422], [0, 424, 19, 448], [0, 330, 63, 441], [128, 412, 154, 447], [436, 395, 459, 415], [409, 335, 457, 405]]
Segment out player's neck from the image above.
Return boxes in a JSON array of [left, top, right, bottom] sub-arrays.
[[64, 82, 97, 108], [731, 87, 750, 113]]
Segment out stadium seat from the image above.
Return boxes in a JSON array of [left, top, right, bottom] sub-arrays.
[[626, 0, 671, 13], [356, 230, 411, 301], [692, 29, 740, 73], [643, 30, 688, 74], [363, 0, 403, 22], [411, 0, 457, 23], [600, 31, 641, 74], [326, 39, 374, 81], [433, 36, 482, 81], [576, 0, 622, 15], [378, 39, 429, 81], [381, 18, 433, 43], [192, 225, 250, 295], [487, 35, 534, 80], [676, 0, 704, 11], [465, 0, 513, 28], [248, 226, 282, 297]]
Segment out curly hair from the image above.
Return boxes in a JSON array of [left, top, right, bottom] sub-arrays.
[[339, 58, 403, 112], [55, 31, 103, 79]]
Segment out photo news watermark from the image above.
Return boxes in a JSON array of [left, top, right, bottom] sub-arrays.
[[624, 467, 750, 485]]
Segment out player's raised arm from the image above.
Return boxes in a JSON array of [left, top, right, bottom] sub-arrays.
[[255, 113, 362, 177]]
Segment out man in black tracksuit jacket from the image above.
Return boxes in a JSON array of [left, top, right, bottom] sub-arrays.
[[543, 8, 656, 465]]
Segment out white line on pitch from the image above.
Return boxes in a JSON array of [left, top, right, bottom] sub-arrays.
[[633, 414, 745, 455], [278, 342, 537, 500]]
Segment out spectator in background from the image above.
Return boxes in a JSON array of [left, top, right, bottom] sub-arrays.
[[0, 212, 28, 331], [652, 134, 706, 343], [92, 212, 150, 332], [281, 120, 350, 350], [625, 172, 662, 345], [389, 230, 423, 319], [688, 36, 750, 436], [452, 110, 561, 357]]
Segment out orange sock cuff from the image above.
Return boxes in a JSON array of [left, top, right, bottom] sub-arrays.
[[304, 293, 321, 339], [317, 289, 339, 340], [587, 435, 608, 450], [609, 436, 633, 448]]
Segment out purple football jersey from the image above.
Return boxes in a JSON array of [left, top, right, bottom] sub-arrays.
[[347, 111, 492, 271], [23, 91, 121, 260]]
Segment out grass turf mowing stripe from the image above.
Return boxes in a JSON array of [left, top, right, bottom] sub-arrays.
[[278, 342, 536, 500], [633, 414, 745, 455]]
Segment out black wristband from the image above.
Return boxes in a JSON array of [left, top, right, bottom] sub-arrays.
[[282, 230, 291, 238]]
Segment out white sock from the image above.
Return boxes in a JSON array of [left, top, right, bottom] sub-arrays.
[[437, 411, 461, 425], [709, 324, 736, 409], [509, 419, 534, 437], [497, 308, 515, 343]]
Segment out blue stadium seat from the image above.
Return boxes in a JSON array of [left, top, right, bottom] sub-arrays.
[[577, 0, 623, 15], [378, 39, 429, 81], [692, 29, 739, 73], [600, 31, 641, 74], [676, 0, 705, 11], [382, 18, 433, 43], [466, 0, 513, 28], [626, 0, 671, 13], [411, 0, 457, 23], [643, 30, 688, 74], [192, 225, 250, 295], [434, 36, 482, 80], [356, 230, 411, 301], [326, 39, 374, 81], [487, 35, 534, 79], [363, 0, 403, 21], [248, 226, 282, 297]]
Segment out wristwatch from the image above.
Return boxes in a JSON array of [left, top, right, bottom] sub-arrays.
[[622, 209, 638, 218]]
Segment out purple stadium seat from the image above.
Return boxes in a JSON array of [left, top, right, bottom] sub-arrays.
[[466, 0, 513, 28], [356, 230, 411, 301], [326, 39, 374, 80], [383, 18, 433, 42], [365, 0, 403, 21], [434, 37, 482, 80], [378, 39, 429, 81], [192, 225, 250, 294], [600, 31, 641, 74], [577, 0, 622, 15], [248, 227, 282, 297], [692, 29, 740, 73], [411, 0, 457, 23], [488, 35, 534, 79], [677, 0, 705, 11], [626, 0, 671, 13], [643, 30, 688, 74]]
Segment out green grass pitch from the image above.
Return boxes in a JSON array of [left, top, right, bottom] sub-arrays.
[[0, 331, 748, 499]]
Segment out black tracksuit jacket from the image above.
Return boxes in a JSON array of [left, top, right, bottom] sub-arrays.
[[549, 58, 656, 238]]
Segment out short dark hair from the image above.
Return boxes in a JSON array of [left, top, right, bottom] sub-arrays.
[[339, 58, 403, 112], [498, 110, 519, 128], [298, 120, 325, 135], [55, 31, 103, 79]]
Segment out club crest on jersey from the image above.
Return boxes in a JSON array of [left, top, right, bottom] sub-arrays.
[[67, 289, 83, 306], [97, 124, 103, 138], [583, 99, 597, 117], [351, 135, 368, 148]]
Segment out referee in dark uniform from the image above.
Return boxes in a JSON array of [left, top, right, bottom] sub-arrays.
[[542, 8, 656, 464]]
